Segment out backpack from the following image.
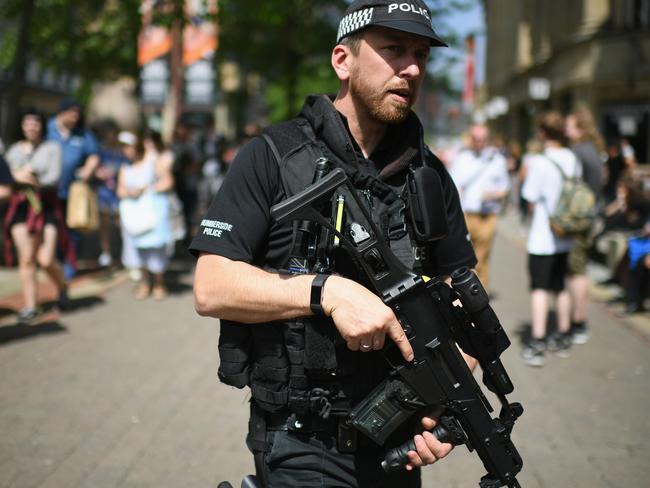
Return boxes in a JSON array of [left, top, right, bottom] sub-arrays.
[[546, 156, 597, 237]]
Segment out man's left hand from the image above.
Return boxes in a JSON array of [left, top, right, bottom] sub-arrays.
[[405, 416, 454, 470]]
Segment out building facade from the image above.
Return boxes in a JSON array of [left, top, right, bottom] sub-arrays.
[[482, 0, 650, 162]]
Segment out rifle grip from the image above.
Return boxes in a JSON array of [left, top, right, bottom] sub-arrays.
[[380, 416, 467, 473]]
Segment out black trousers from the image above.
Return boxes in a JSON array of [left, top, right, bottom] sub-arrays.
[[257, 429, 421, 488], [627, 256, 649, 306]]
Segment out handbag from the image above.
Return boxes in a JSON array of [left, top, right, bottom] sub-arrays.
[[119, 191, 158, 236], [66, 181, 99, 232]]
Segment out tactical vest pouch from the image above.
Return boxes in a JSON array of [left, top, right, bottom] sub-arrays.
[[406, 166, 448, 242], [218, 322, 252, 389], [304, 317, 338, 371]]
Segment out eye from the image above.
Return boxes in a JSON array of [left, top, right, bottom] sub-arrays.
[[385, 44, 402, 54], [415, 49, 429, 62]]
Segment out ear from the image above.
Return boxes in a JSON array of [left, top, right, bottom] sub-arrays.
[[331, 44, 353, 81]]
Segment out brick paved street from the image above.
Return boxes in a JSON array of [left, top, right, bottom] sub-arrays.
[[1, 214, 649, 488]]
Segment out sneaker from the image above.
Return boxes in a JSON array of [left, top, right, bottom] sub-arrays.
[[17, 307, 39, 325], [570, 324, 590, 345], [521, 339, 545, 367], [547, 332, 572, 358], [98, 252, 112, 267]]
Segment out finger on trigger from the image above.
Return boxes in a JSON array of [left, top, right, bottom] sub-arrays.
[[388, 321, 414, 361]]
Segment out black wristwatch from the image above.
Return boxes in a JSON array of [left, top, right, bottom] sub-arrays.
[[310, 274, 330, 316]]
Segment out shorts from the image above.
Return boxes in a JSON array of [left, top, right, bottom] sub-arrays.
[[7, 198, 58, 229], [135, 246, 169, 274], [528, 253, 568, 292], [568, 233, 590, 276]]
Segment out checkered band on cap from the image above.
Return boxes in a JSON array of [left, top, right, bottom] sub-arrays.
[[336, 7, 374, 43]]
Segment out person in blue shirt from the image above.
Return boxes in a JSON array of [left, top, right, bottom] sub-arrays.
[[47, 99, 100, 278], [47, 99, 100, 200], [95, 119, 129, 267]]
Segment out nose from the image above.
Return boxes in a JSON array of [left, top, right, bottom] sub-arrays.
[[399, 54, 423, 80]]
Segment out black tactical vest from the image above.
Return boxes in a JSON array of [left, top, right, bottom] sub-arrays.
[[217, 114, 439, 417]]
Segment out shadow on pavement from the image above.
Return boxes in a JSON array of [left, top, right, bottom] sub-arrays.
[[515, 322, 532, 345], [515, 312, 559, 345], [0, 307, 14, 319], [41, 295, 106, 313], [0, 321, 67, 345], [162, 262, 195, 296]]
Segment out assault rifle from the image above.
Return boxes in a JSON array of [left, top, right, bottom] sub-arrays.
[[270, 168, 523, 488]]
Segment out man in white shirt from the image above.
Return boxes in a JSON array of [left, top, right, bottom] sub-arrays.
[[520, 111, 581, 367], [450, 125, 510, 293]]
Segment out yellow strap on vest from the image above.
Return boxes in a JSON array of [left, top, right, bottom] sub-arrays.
[[334, 194, 345, 247]]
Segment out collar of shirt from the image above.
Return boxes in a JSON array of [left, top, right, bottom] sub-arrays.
[[48, 118, 84, 144], [336, 111, 421, 178]]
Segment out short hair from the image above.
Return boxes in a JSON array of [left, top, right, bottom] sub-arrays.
[[538, 111, 567, 145], [339, 31, 363, 55]]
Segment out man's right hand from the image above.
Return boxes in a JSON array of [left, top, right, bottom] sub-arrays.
[[321, 275, 414, 362]]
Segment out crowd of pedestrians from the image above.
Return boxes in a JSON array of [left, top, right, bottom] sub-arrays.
[[1, 98, 647, 359], [0, 99, 235, 324], [446, 107, 648, 368]]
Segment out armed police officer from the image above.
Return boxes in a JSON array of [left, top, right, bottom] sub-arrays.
[[191, 1, 478, 486]]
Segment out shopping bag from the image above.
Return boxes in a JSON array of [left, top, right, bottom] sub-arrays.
[[66, 181, 99, 232], [119, 191, 158, 236]]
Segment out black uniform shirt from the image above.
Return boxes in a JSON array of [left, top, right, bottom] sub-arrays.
[[189, 101, 477, 408], [190, 114, 476, 276]]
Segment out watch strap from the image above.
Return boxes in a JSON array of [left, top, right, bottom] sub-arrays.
[[310, 274, 330, 315]]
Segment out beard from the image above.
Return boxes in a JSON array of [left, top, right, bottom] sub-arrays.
[[349, 68, 414, 125]]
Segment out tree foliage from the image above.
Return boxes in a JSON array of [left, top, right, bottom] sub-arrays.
[[0, 0, 141, 93], [217, 0, 347, 121]]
